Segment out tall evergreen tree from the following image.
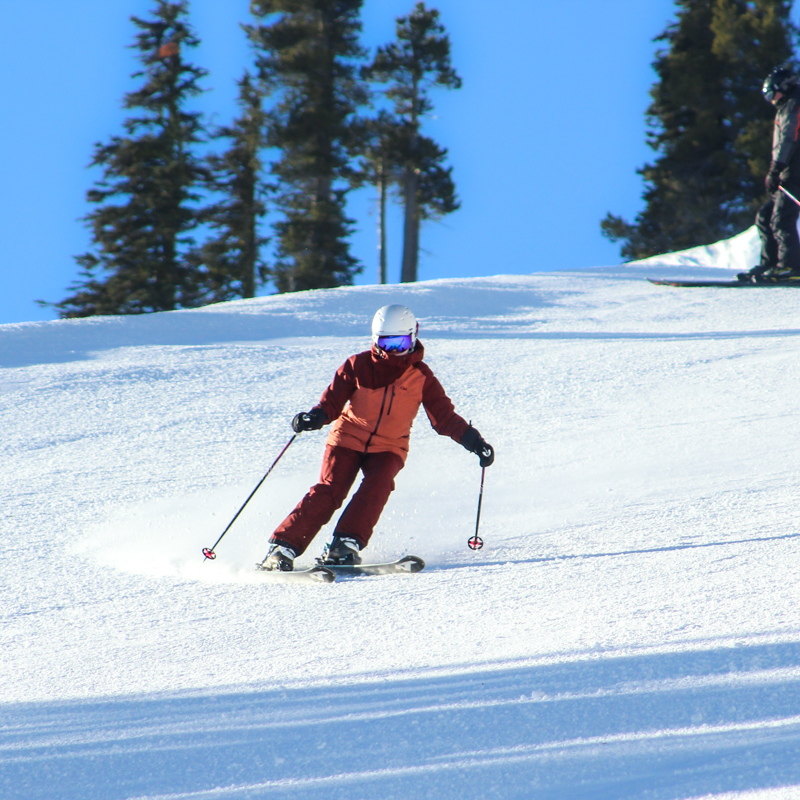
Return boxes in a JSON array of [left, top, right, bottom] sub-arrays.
[[602, 0, 798, 260], [364, 2, 461, 283], [247, 0, 367, 293], [54, 1, 209, 317], [191, 72, 269, 301]]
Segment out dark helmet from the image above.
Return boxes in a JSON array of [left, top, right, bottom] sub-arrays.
[[763, 67, 797, 103]]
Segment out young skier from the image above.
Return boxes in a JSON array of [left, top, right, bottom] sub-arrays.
[[739, 67, 800, 283], [260, 304, 494, 572]]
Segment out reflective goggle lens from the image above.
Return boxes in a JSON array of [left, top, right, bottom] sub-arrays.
[[377, 334, 413, 353]]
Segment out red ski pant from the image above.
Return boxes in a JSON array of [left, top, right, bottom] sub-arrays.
[[271, 445, 404, 555]]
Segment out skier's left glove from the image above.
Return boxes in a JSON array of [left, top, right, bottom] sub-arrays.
[[766, 161, 786, 194], [460, 426, 495, 467], [292, 407, 327, 432]]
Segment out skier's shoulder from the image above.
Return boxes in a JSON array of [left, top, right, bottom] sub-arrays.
[[779, 86, 800, 119], [338, 349, 371, 367], [328, 352, 364, 385], [336, 349, 375, 381], [407, 342, 434, 378], [410, 355, 445, 393], [412, 359, 435, 380], [349, 349, 374, 369]]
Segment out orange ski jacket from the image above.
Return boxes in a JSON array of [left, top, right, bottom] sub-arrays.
[[314, 342, 469, 463]]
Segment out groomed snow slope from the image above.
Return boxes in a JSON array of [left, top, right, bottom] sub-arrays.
[[3, 227, 800, 799]]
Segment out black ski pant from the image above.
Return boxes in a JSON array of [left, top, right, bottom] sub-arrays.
[[756, 190, 800, 271]]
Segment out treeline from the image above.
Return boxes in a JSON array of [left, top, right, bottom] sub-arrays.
[[602, 0, 799, 261], [53, 0, 460, 318]]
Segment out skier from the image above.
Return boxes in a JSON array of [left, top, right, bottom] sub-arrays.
[[739, 67, 800, 283], [260, 304, 494, 572]]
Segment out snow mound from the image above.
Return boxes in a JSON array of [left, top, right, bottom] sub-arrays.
[[629, 225, 761, 273], [562, 226, 761, 282]]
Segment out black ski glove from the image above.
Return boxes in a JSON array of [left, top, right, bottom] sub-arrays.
[[292, 407, 327, 432], [766, 161, 786, 194], [460, 426, 495, 467]]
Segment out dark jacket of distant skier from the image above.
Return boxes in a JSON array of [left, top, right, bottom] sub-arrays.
[[753, 72, 800, 278], [770, 83, 800, 198]]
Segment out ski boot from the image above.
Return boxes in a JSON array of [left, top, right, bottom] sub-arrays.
[[319, 535, 362, 566], [737, 265, 770, 283], [261, 543, 296, 572]]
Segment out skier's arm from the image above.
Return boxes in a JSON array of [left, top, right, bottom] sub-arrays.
[[773, 97, 800, 165], [419, 365, 470, 442], [419, 365, 495, 466], [315, 356, 358, 423]]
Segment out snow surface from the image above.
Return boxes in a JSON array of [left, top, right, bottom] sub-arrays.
[[4, 226, 800, 798]]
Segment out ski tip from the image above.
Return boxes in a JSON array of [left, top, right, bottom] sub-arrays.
[[312, 566, 337, 582], [397, 555, 426, 573]]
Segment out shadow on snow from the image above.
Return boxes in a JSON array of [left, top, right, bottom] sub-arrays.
[[3, 639, 800, 799], [440, 532, 800, 573]]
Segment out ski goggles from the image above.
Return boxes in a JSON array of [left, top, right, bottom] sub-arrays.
[[376, 334, 414, 353]]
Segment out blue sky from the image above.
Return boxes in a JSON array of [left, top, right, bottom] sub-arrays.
[[0, 0, 745, 324]]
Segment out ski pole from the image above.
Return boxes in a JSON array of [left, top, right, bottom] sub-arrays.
[[467, 466, 486, 551], [780, 185, 800, 206], [202, 434, 298, 561]]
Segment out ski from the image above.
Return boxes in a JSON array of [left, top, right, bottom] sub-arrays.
[[316, 554, 425, 577], [647, 278, 800, 288], [255, 563, 336, 583]]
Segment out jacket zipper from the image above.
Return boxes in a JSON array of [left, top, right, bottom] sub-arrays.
[[363, 386, 389, 453], [386, 386, 396, 416]]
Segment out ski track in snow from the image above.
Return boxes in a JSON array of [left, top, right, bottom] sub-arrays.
[[4, 229, 800, 798]]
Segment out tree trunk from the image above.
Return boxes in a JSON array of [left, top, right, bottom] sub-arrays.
[[400, 166, 419, 283], [241, 164, 256, 298], [378, 159, 387, 284], [242, 216, 256, 299]]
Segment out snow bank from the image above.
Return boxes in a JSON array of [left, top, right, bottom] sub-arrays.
[[628, 225, 762, 273]]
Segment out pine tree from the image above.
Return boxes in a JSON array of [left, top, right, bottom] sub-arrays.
[[602, 0, 798, 260], [247, 0, 367, 293], [364, 2, 461, 283], [54, 1, 209, 317], [190, 72, 269, 301]]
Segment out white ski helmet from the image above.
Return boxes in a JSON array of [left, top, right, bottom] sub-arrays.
[[371, 304, 418, 355]]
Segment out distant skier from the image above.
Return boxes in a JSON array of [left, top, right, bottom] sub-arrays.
[[260, 304, 494, 572], [739, 67, 800, 283]]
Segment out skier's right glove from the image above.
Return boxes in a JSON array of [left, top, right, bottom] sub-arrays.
[[460, 426, 495, 467], [766, 161, 786, 194], [292, 407, 327, 432]]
